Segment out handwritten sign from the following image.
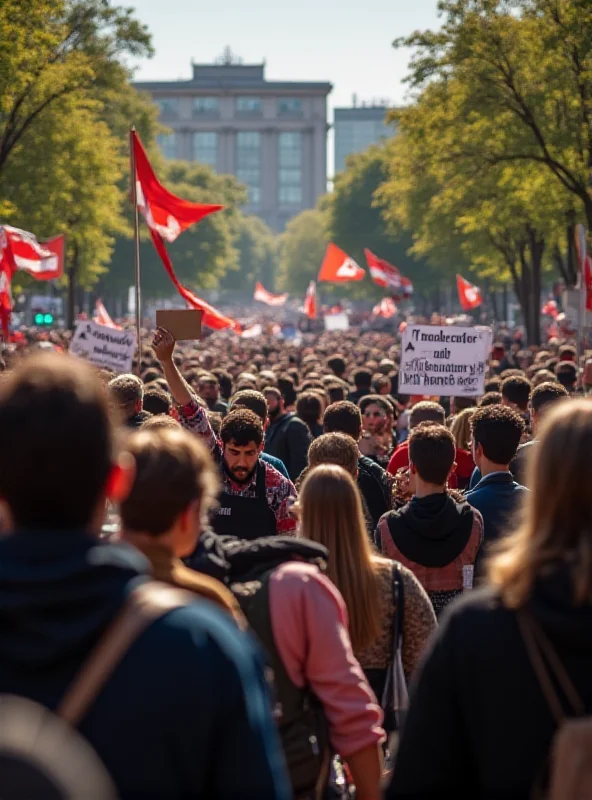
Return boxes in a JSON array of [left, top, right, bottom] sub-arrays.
[[398, 325, 492, 397], [70, 320, 136, 374]]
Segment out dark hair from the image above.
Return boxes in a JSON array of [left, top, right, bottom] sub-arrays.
[[479, 391, 502, 407], [308, 432, 359, 476], [372, 374, 391, 393], [277, 375, 296, 407], [141, 368, 161, 385], [453, 396, 477, 412], [359, 394, 392, 417], [559, 344, 577, 361], [410, 400, 445, 429], [323, 400, 362, 440], [484, 377, 502, 393], [121, 428, 218, 535], [555, 361, 578, 389], [409, 423, 456, 485], [352, 368, 372, 390], [501, 375, 532, 411], [327, 383, 346, 404], [263, 385, 282, 401], [530, 381, 569, 414], [143, 385, 172, 416], [0, 353, 113, 530], [212, 369, 233, 400], [108, 373, 143, 416], [229, 389, 268, 423], [220, 408, 264, 447], [296, 391, 323, 427], [471, 405, 525, 465], [327, 355, 346, 378]]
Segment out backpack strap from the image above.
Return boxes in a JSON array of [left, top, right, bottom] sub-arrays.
[[517, 609, 585, 725], [58, 581, 194, 727]]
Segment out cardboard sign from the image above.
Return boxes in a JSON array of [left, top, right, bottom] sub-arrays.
[[324, 312, 350, 332], [156, 309, 202, 341], [70, 320, 136, 374], [398, 325, 492, 397]]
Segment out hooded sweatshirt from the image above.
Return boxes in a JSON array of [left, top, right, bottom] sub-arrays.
[[0, 530, 289, 800], [378, 493, 483, 616]]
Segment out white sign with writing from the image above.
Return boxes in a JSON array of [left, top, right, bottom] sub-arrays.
[[324, 312, 350, 332], [70, 320, 136, 374], [399, 325, 492, 397]]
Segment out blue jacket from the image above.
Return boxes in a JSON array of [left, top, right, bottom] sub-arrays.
[[261, 451, 290, 479], [466, 472, 529, 552], [0, 530, 290, 800]]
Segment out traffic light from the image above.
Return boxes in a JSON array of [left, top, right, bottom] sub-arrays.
[[34, 312, 54, 326]]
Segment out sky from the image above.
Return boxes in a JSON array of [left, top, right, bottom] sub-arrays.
[[130, 0, 442, 112]]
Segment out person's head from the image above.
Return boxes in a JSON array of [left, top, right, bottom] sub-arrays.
[[408, 423, 456, 490], [555, 361, 578, 393], [529, 381, 569, 435], [470, 405, 525, 471], [450, 395, 477, 416], [479, 391, 503, 407], [308, 433, 359, 477], [263, 386, 284, 420], [323, 400, 363, 441], [108, 373, 144, 422], [450, 406, 476, 451], [327, 382, 346, 405], [327, 354, 346, 379], [489, 399, 592, 606], [277, 375, 297, 408], [352, 367, 372, 392], [484, 377, 502, 393], [141, 414, 180, 431], [142, 384, 172, 417], [409, 400, 446, 430], [359, 395, 392, 434], [372, 374, 391, 395], [530, 369, 558, 388], [0, 353, 131, 532], [220, 409, 264, 483], [501, 375, 532, 412], [120, 428, 219, 557], [558, 344, 577, 362], [229, 389, 268, 427], [296, 391, 323, 429], [197, 373, 220, 405], [211, 368, 233, 401], [297, 465, 380, 651]]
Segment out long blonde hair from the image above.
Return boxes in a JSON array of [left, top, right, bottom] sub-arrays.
[[298, 464, 381, 651], [488, 397, 591, 607], [450, 406, 476, 451]]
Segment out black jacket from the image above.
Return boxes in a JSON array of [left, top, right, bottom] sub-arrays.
[[387, 568, 592, 799], [264, 413, 311, 481], [0, 530, 289, 799], [357, 456, 392, 532]]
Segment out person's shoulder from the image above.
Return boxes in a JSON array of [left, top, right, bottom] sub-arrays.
[[441, 585, 512, 628], [270, 561, 342, 604], [262, 460, 295, 492]]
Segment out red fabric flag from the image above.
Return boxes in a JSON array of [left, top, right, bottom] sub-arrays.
[[365, 249, 402, 291], [372, 297, 398, 318], [318, 243, 365, 283], [456, 274, 482, 311], [253, 282, 289, 307], [132, 131, 240, 333], [303, 281, 317, 319], [541, 299, 559, 319], [37, 235, 65, 280], [2, 227, 63, 280], [94, 299, 121, 330]]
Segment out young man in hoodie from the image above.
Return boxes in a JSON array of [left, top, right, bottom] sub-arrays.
[[377, 423, 483, 616], [0, 352, 289, 800]]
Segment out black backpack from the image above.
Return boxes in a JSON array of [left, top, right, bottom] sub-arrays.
[[224, 537, 332, 799]]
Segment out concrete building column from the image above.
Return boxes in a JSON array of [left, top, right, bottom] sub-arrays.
[[262, 127, 278, 228]]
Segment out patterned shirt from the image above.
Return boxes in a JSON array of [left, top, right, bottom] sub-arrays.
[[178, 398, 297, 535]]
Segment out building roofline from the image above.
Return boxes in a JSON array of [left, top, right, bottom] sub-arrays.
[[132, 80, 333, 93]]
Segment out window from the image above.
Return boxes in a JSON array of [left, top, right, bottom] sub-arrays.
[[156, 97, 179, 118], [236, 132, 261, 205], [193, 97, 219, 116], [236, 96, 262, 114], [192, 132, 217, 169], [157, 133, 177, 160], [278, 98, 302, 116], [278, 131, 302, 205]]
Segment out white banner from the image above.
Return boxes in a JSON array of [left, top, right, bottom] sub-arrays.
[[324, 312, 350, 331], [399, 325, 492, 397], [70, 320, 136, 374]]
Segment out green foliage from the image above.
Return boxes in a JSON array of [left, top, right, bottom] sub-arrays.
[[219, 215, 278, 292], [277, 209, 327, 294]]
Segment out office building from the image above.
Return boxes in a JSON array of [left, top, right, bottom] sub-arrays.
[[333, 103, 394, 176], [133, 53, 332, 231]]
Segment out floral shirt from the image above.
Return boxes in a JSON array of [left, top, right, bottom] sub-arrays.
[[178, 397, 297, 536]]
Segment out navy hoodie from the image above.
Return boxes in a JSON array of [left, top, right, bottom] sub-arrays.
[[0, 530, 289, 800]]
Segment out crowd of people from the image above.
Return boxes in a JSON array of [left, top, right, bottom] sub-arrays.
[[0, 321, 591, 799]]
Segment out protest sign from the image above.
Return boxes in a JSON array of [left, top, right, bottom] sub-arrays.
[[324, 312, 350, 332], [70, 320, 136, 374], [398, 325, 492, 397]]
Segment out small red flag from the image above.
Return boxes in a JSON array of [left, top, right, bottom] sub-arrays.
[[303, 281, 317, 319], [456, 274, 482, 311], [372, 297, 398, 318], [318, 243, 365, 283], [254, 282, 289, 307], [94, 299, 121, 329], [365, 249, 402, 291], [541, 299, 559, 319]]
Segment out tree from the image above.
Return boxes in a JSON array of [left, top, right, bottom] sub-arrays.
[[220, 214, 278, 293], [277, 209, 327, 294]]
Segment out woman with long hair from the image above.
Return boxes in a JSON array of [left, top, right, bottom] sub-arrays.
[[449, 406, 476, 490], [386, 397, 592, 799], [297, 465, 436, 703]]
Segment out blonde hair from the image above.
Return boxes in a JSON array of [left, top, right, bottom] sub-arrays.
[[298, 464, 381, 651], [450, 406, 476, 451], [488, 397, 591, 607]]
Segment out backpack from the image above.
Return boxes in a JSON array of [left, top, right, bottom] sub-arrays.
[[518, 610, 592, 800], [0, 582, 192, 800], [225, 536, 332, 800]]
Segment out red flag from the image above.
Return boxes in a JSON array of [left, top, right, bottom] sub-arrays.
[[401, 276, 414, 297], [372, 297, 398, 318], [0, 228, 13, 337], [303, 281, 317, 319], [541, 299, 559, 319], [254, 282, 289, 307], [318, 243, 365, 283], [2, 227, 63, 280], [94, 299, 121, 330], [132, 130, 240, 333], [456, 274, 482, 311], [37, 235, 65, 280], [365, 249, 402, 291]]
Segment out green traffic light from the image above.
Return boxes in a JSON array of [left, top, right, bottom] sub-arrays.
[[43, 314, 53, 325], [34, 313, 44, 324]]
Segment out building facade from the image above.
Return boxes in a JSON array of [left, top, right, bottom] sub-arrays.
[[134, 59, 331, 231], [333, 104, 393, 176]]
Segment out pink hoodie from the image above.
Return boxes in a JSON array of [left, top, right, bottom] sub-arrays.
[[269, 561, 385, 757]]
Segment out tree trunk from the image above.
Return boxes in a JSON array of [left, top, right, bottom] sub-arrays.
[[67, 242, 78, 330], [490, 289, 499, 321], [529, 232, 544, 346]]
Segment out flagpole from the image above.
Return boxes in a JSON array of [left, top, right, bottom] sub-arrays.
[[129, 127, 142, 375]]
